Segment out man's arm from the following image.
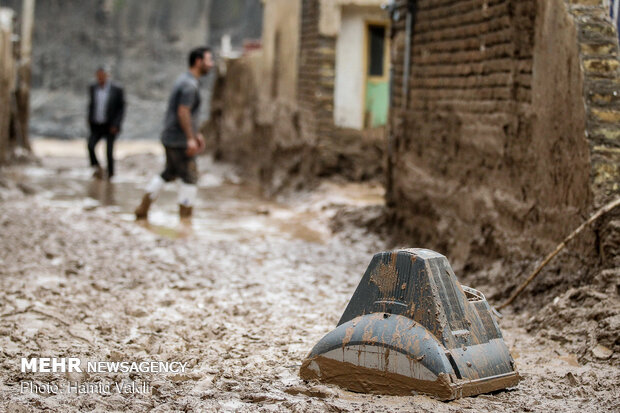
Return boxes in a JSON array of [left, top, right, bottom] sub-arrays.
[[177, 104, 198, 156]]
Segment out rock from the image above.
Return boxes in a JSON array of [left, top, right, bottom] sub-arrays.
[[565, 372, 579, 386], [592, 344, 613, 360]]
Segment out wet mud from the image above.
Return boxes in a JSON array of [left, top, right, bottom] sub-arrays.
[[0, 140, 618, 412]]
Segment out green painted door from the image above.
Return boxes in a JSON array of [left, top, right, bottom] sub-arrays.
[[365, 24, 389, 128], [365, 80, 389, 127]]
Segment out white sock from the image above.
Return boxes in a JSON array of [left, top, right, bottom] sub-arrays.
[[178, 183, 197, 207], [145, 175, 165, 200]]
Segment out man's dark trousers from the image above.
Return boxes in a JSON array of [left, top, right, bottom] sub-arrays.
[[88, 123, 117, 177]]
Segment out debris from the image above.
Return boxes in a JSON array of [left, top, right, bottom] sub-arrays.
[[499, 197, 620, 310], [301, 249, 520, 400], [592, 344, 613, 360]]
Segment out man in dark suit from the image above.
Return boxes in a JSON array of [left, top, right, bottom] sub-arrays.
[[87, 66, 125, 179]]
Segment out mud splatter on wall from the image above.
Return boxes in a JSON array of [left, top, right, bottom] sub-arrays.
[[387, 0, 619, 301]]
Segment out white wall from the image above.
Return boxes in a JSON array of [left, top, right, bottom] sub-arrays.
[[334, 9, 365, 130], [334, 6, 388, 130]]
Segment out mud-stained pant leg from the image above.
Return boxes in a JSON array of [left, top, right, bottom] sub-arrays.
[[159, 147, 199, 207], [179, 155, 198, 185], [160, 147, 180, 182], [145, 147, 180, 201], [177, 154, 198, 206], [158, 147, 198, 206], [160, 147, 198, 184]]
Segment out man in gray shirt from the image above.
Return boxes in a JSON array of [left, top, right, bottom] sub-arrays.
[[134, 47, 213, 220]]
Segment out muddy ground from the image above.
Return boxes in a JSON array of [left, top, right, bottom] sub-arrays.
[[0, 140, 618, 412]]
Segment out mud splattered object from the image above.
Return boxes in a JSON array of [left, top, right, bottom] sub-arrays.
[[300, 249, 521, 400]]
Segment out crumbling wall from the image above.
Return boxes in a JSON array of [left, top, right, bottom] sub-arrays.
[[205, 60, 314, 192], [202, 55, 273, 179], [568, 0, 620, 271], [388, 0, 619, 303], [527, 0, 620, 362], [256, 0, 314, 191], [204, 0, 315, 192], [298, 0, 385, 181], [206, 0, 384, 191]]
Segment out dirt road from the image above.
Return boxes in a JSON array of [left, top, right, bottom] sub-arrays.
[[0, 141, 617, 412]]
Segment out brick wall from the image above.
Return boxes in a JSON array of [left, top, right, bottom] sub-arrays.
[[297, 0, 384, 181], [387, 0, 619, 302], [298, 0, 322, 147], [569, 0, 620, 205], [298, 0, 385, 180], [567, 0, 620, 268], [205, 0, 385, 192]]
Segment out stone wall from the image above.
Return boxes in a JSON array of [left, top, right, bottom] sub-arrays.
[[387, 0, 619, 302]]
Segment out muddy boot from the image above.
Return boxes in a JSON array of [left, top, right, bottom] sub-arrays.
[[179, 204, 193, 219], [135, 194, 152, 220], [92, 166, 104, 180]]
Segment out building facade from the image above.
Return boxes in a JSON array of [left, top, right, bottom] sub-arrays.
[[206, 0, 390, 190], [386, 0, 620, 292], [297, 0, 389, 180]]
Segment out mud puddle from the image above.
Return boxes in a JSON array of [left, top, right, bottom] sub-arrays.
[[17, 167, 315, 242], [1, 139, 617, 412], [14, 139, 384, 243]]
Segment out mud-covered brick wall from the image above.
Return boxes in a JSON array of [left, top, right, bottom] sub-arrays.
[[205, 0, 383, 191], [568, 0, 620, 269], [298, 0, 322, 150], [386, 0, 617, 301], [297, 0, 385, 182], [298, 0, 339, 172], [569, 1, 620, 204]]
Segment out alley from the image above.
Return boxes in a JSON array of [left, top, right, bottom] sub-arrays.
[[0, 142, 617, 412]]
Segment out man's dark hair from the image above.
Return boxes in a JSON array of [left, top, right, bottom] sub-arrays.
[[188, 47, 211, 67]]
